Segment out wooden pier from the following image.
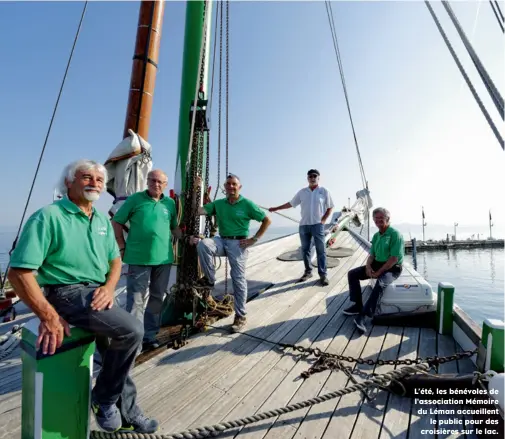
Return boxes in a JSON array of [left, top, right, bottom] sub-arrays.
[[404, 239, 504, 253]]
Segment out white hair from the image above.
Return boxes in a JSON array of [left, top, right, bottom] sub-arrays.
[[56, 159, 107, 196], [373, 207, 390, 220]]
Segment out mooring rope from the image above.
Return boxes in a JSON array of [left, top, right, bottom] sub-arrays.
[[90, 363, 428, 439], [0, 324, 24, 361]]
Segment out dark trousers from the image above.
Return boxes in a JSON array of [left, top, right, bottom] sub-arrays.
[[347, 260, 402, 316], [299, 223, 327, 277], [45, 283, 144, 423]]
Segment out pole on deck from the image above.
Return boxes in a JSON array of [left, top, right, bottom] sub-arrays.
[[481, 319, 504, 373], [21, 319, 95, 439], [436, 282, 455, 335], [123, 0, 165, 141]]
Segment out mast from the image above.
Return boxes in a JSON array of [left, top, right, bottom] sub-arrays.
[[422, 206, 427, 242], [489, 210, 493, 239], [123, 0, 165, 140], [161, 0, 213, 327], [173, 0, 213, 197]]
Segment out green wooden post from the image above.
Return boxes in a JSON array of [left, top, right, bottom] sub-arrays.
[[436, 282, 455, 335], [21, 318, 96, 439], [481, 319, 504, 373]]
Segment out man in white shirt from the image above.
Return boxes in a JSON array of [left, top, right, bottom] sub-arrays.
[[269, 169, 334, 286]]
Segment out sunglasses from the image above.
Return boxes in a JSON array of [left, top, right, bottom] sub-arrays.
[[308, 174, 318, 178]]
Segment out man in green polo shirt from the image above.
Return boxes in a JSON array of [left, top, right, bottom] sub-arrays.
[[7, 159, 158, 434], [112, 169, 181, 352], [189, 173, 271, 332], [343, 207, 404, 333]]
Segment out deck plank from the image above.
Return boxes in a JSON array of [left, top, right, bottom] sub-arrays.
[[379, 326, 420, 439], [408, 328, 437, 439]]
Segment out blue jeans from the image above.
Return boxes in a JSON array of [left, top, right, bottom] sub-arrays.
[[299, 223, 327, 277], [126, 264, 171, 344], [45, 283, 144, 423], [347, 261, 402, 317], [197, 237, 249, 318]]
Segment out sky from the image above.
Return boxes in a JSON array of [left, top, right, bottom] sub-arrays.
[[0, 0, 503, 235]]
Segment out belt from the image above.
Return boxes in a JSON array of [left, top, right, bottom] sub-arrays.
[[43, 282, 95, 295], [221, 235, 247, 240]]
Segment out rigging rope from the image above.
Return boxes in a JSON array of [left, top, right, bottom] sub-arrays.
[[425, 0, 504, 150], [441, 1, 504, 119], [324, 1, 368, 191], [325, 1, 371, 239], [489, 0, 505, 33], [0, 1, 88, 291]]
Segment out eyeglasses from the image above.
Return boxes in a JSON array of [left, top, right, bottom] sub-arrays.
[[148, 178, 167, 185], [308, 174, 318, 179]]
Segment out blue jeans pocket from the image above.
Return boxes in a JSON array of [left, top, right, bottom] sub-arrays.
[[50, 285, 93, 314]]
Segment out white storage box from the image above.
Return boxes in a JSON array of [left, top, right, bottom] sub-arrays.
[[374, 265, 436, 315]]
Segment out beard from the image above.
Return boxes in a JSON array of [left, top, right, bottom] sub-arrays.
[[83, 190, 100, 201]]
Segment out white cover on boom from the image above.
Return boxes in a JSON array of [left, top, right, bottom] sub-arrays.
[[349, 188, 372, 227], [104, 129, 152, 219]]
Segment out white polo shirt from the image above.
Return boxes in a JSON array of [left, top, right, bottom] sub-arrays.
[[290, 186, 334, 226]]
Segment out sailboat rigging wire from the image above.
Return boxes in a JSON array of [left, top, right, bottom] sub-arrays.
[[489, 0, 505, 33], [325, 1, 368, 191], [0, 1, 88, 290], [493, 0, 505, 22], [208, 0, 220, 115], [441, 1, 504, 119], [225, 0, 230, 176], [424, 1, 504, 150]]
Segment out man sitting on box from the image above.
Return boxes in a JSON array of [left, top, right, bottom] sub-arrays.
[[343, 207, 404, 333], [7, 159, 158, 434]]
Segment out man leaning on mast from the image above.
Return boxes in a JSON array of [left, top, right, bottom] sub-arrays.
[[7, 159, 158, 434], [343, 207, 404, 334], [189, 173, 271, 332], [112, 169, 182, 352], [268, 169, 334, 286]]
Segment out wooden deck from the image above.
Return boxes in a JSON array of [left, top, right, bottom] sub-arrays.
[[0, 231, 478, 439]]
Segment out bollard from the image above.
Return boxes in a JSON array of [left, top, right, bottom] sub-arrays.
[[21, 318, 96, 439], [481, 319, 504, 373], [436, 282, 455, 335]]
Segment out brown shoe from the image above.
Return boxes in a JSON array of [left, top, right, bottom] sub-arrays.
[[231, 315, 247, 332]]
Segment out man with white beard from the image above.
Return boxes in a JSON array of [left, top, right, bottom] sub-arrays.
[[7, 159, 158, 434]]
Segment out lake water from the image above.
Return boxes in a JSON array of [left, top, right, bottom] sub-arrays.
[[1, 227, 503, 328]]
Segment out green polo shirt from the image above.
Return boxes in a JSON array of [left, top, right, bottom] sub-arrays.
[[9, 197, 119, 286], [113, 190, 178, 265], [370, 226, 404, 264], [203, 195, 266, 237]]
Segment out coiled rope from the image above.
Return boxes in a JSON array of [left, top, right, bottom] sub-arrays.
[[0, 324, 24, 361], [90, 363, 428, 439]]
